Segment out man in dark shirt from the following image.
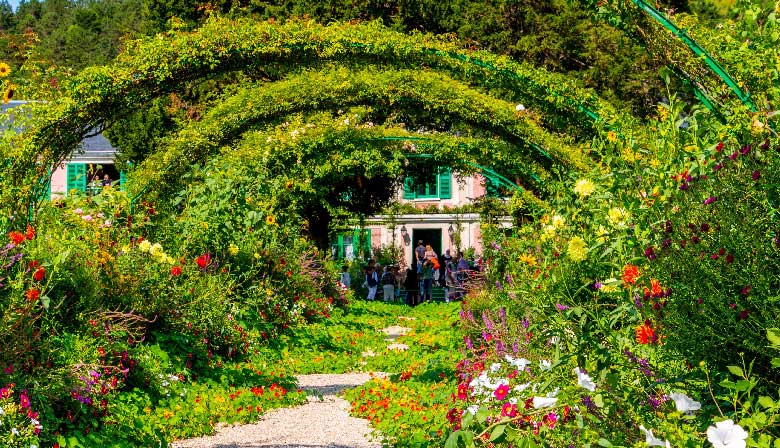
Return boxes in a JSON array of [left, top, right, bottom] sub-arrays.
[[415, 240, 425, 273]]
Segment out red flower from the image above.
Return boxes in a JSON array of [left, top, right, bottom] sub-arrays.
[[25, 289, 40, 302], [622, 264, 640, 285], [635, 323, 655, 344], [493, 383, 510, 401], [33, 267, 45, 282], [8, 231, 24, 245], [195, 254, 211, 269], [170, 266, 183, 277], [25, 225, 35, 240], [716, 142, 724, 152], [457, 383, 468, 400]]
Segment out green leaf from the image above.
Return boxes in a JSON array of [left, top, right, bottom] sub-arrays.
[[727, 365, 744, 377], [41, 295, 51, 311], [476, 406, 490, 423], [490, 424, 506, 442], [758, 396, 775, 409], [593, 393, 605, 408], [597, 438, 614, 447], [767, 328, 780, 348]]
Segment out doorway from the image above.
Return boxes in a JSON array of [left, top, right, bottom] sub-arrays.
[[411, 228, 442, 266]]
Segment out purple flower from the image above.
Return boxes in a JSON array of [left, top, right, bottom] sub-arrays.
[[495, 340, 505, 354], [741, 144, 751, 155], [752, 170, 761, 181], [555, 303, 569, 311], [464, 336, 473, 349], [700, 223, 710, 232], [593, 281, 603, 290], [691, 235, 700, 244], [662, 239, 671, 249], [498, 307, 506, 325], [644, 246, 656, 260], [713, 163, 723, 172], [703, 196, 717, 205], [482, 312, 494, 331], [679, 182, 690, 191], [760, 139, 770, 150], [495, 280, 503, 291], [634, 294, 643, 308], [521, 318, 529, 329], [729, 151, 739, 160], [664, 221, 673, 234], [512, 341, 519, 353]]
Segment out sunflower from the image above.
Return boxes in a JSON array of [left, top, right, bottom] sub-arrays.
[[0, 62, 10, 78], [265, 215, 276, 226], [3, 84, 15, 104]]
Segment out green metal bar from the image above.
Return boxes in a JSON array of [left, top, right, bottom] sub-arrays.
[[631, 0, 758, 112]]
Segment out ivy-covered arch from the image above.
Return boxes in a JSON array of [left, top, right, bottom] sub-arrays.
[[130, 66, 589, 201], [1, 16, 619, 220]]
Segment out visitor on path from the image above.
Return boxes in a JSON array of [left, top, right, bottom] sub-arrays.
[[424, 244, 437, 262], [420, 260, 434, 302], [339, 265, 351, 288], [456, 252, 470, 284], [381, 266, 395, 303], [415, 240, 425, 273], [365, 266, 378, 300], [445, 257, 458, 302], [102, 174, 112, 187], [440, 249, 452, 287], [403, 267, 418, 306]]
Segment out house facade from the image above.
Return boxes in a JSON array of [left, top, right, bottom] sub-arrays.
[[332, 170, 513, 267]]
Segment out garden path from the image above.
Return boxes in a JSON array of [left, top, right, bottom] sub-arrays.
[[172, 319, 415, 448], [172, 372, 385, 448]]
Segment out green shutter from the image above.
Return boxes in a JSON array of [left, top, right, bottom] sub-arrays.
[[403, 176, 416, 199], [119, 171, 127, 191], [363, 228, 372, 254], [66, 163, 87, 196], [337, 234, 344, 260], [438, 168, 451, 199]]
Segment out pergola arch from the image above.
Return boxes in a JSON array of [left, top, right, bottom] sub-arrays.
[[1, 17, 618, 218], [130, 66, 589, 201]]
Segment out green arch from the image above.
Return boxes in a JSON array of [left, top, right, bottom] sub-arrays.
[[130, 66, 588, 201]]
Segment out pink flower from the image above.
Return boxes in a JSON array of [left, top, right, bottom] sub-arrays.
[[703, 196, 718, 205], [752, 170, 761, 180], [494, 383, 510, 401], [501, 402, 517, 417]]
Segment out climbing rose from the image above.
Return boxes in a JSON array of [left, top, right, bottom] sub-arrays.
[[703, 196, 718, 205]]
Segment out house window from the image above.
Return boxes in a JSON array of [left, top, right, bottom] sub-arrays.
[[331, 228, 372, 260], [403, 168, 451, 200]]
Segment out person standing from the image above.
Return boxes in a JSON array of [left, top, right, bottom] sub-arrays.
[[381, 266, 395, 303], [403, 267, 418, 306], [365, 266, 379, 300], [339, 265, 351, 288], [440, 249, 452, 287], [457, 252, 470, 285], [415, 240, 425, 273], [420, 260, 434, 302]]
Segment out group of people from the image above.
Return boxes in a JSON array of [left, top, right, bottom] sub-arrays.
[[339, 240, 474, 305]]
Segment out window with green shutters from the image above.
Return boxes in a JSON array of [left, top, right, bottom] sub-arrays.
[[331, 229, 372, 260], [66, 163, 87, 196], [402, 168, 451, 200]]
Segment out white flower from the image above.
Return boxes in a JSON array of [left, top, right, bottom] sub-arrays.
[[513, 382, 531, 392], [532, 396, 558, 408], [670, 392, 701, 414], [551, 215, 565, 228], [490, 363, 502, 372], [0, 405, 4, 415], [505, 355, 531, 370], [574, 367, 596, 391], [707, 419, 748, 448], [11, 428, 19, 435], [539, 360, 552, 371], [516, 104, 526, 111], [466, 405, 479, 415], [639, 425, 670, 447], [508, 397, 518, 405]]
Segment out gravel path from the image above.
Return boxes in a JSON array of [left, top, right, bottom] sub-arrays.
[[172, 373, 386, 448]]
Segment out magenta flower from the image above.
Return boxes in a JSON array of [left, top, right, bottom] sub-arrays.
[[760, 139, 770, 150], [741, 144, 751, 155], [713, 163, 723, 172], [729, 151, 739, 160], [726, 254, 734, 264], [556, 303, 570, 311], [644, 246, 656, 260], [752, 170, 761, 180], [494, 383, 510, 400], [703, 196, 717, 205]]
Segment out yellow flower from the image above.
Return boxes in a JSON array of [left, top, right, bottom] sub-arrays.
[[254, 252, 261, 259], [540, 225, 556, 241], [0, 62, 10, 77], [200, 222, 209, 229], [621, 147, 641, 162], [265, 215, 276, 226], [657, 105, 669, 122], [150, 243, 164, 256], [600, 278, 619, 293], [573, 179, 595, 198], [552, 214, 565, 229], [138, 240, 151, 253], [567, 237, 588, 262], [607, 207, 629, 228], [596, 225, 609, 243], [607, 131, 617, 142], [518, 253, 537, 266], [285, 180, 293, 190], [3, 83, 15, 104], [228, 243, 239, 256]]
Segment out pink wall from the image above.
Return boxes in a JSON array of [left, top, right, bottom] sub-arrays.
[[50, 164, 67, 197]]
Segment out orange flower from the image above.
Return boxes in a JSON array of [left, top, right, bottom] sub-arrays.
[[26, 289, 40, 302], [25, 225, 35, 240], [32, 267, 45, 282], [622, 264, 640, 285], [643, 279, 663, 297], [635, 323, 655, 344], [8, 231, 24, 245]]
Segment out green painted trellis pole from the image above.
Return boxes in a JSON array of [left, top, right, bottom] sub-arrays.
[[629, 0, 759, 113]]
